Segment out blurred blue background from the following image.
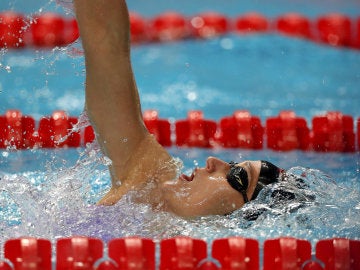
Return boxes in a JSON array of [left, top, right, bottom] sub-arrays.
[[1, 0, 360, 121], [1, 0, 360, 17]]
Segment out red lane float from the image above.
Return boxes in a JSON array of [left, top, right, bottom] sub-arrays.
[[129, 12, 147, 43], [311, 111, 355, 152], [0, 11, 26, 48], [1, 237, 359, 270], [21, 115, 37, 148], [0, 109, 359, 152], [160, 237, 207, 270], [356, 17, 360, 48], [212, 237, 259, 270], [31, 13, 66, 47], [266, 110, 310, 151], [143, 109, 171, 146], [276, 13, 312, 39], [0, 110, 36, 149], [234, 12, 269, 34], [175, 110, 217, 148], [0, 12, 79, 49], [37, 110, 80, 148], [30, 13, 79, 47], [84, 125, 96, 145], [62, 17, 79, 45], [218, 110, 263, 149], [316, 238, 360, 270], [0, 262, 11, 270], [150, 12, 189, 42], [97, 261, 118, 270], [317, 13, 352, 47], [4, 238, 52, 270], [263, 237, 311, 270], [2, 110, 23, 149], [56, 237, 103, 270], [1, 11, 359, 50], [108, 237, 155, 270], [190, 12, 229, 39]]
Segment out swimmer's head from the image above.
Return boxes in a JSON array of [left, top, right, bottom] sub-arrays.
[[161, 157, 262, 217], [252, 160, 283, 199], [227, 160, 283, 201]]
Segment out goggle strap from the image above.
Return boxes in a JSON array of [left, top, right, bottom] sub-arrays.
[[241, 190, 249, 203], [251, 182, 265, 200]]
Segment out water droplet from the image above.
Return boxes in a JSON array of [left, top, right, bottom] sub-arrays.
[[115, 180, 122, 187], [220, 38, 234, 50], [0, 63, 11, 73], [103, 156, 112, 166]]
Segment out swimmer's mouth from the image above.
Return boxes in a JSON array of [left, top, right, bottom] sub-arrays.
[[180, 171, 195, 182]]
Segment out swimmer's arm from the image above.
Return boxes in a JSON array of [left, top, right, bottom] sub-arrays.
[[74, 0, 149, 181]]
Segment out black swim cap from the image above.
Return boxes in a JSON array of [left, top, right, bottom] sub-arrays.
[[251, 160, 283, 200]]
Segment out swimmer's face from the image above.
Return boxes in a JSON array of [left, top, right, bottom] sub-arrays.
[[162, 157, 260, 217]]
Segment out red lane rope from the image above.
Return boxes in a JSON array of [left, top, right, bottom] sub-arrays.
[[0, 236, 359, 269], [0, 109, 358, 152], [1, 11, 360, 49]]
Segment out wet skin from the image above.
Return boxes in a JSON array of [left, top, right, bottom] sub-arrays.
[[162, 157, 261, 217]]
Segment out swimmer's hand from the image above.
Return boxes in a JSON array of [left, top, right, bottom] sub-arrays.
[[97, 135, 178, 207]]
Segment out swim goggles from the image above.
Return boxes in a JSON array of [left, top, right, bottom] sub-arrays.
[[226, 161, 250, 203], [226, 160, 282, 203]]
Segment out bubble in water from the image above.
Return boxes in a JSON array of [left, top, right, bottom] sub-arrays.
[[102, 156, 112, 166], [72, 111, 91, 132], [0, 62, 12, 73], [220, 38, 234, 50], [115, 180, 121, 187], [355, 202, 360, 210], [56, 0, 74, 14]]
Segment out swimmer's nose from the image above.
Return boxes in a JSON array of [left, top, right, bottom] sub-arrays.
[[206, 157, 229, 173]]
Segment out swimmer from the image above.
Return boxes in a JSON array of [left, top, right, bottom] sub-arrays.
[[73, 0, 285, 217]]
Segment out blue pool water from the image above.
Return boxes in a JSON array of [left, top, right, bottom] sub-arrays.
[[0, 0, 360, 247]]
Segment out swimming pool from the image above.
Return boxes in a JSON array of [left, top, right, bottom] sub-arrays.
[[1, 0, 360, 268]]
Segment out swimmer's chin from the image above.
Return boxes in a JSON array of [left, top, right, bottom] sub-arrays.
[[161, 177, 183, 190]]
